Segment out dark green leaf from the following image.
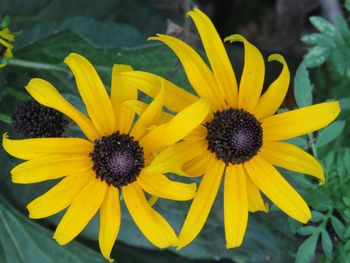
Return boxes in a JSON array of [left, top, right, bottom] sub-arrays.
[[298, 226, 318, 236], [344, 149, 350, 177], [321, 230, 333, 258], [330, 215, 346, 240], [311, 211, 325, 223], [294, 64, 313, 108], [340, 97, 350, 110], [316, 121, 345, 147], [295, 234, 319, 263], [345, 240, 350, 251]]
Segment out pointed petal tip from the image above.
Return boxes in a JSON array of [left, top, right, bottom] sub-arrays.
[[267, 53, 285, 63], [224, 34, 245, 43]]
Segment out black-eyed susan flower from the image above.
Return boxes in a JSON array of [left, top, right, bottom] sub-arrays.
[[116, 9, 341, 250], [2, 53, 209, 261], [0, 25, 15, 67], [11, 99, 70, 138]]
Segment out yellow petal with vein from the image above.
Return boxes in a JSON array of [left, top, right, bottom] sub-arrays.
[[224, 165, 248, 248], [254, 54, 290, 119], [54, 178, 107, 245], [122, 183, 177, 248], [262, 101, 341, 141], [244, 156, 311, 223], [64, 53, 115, 136], [224, 34, 265, 112], [99, 187, 121, 262], [246, 174, 268, 212], [177, 157, 225, 249]]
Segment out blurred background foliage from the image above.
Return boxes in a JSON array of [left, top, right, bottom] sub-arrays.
[[0, 0, 350, 262]]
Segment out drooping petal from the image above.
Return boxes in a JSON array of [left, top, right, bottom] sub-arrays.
[[140, 98, 209, 154], [260, 141, 324, 184], [118, 71, 197, 112], [130, 87, 164, 140], [244, 156, 311, 223], [27, 172, 93, 219], [246, 174, 268, 212], [137, 173, 196, 201], [124, 100, 173, 124], [177, 157, 225, 249], [2, 134, 93, 160], [54, 179, 107, 245], [182, 150, 214, 177], [149, 34, 222, 110], [224, 165, 248, 248], [26, 78, 99, 141], [142, 140, 207, 175], [110, 64, 137, 134], [122, 183, 177, 248], [253, 54, 290, 119], [262, 101, 341, 141], [188, 8, 238, 108], [99, 186, 121, 262], [11, 154, 92, 184], [64, 53, 115, 136], [224, 34, 265, 113]]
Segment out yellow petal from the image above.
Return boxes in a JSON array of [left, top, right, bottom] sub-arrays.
[[224, 165, 248, 248], [11, 154, 92, 184], [246, 174, 268, 212], [244, 156, 311, 223], [149, 34, 222, 110], [131, 87, 164, 140], [110, 64, 137, 134], [188, 9, 238, 108], [122, 183, 177, 248], [260, 141, 324, 184], [64, 53, 115, 136], [224, 34, 265, 112], [54, 178, 107, 245], [2, 134, 93, 160], [182, 150, 213, 177], [124, 100, 173, 124], [140, 98, 209, 154], [183, 125, 207, 141], [262, 101, 341, 141], [26, 78, 99, 141], [253, 54, 290, 119], [137, 173, 196, 201], [27, 172, 93, 219], [117, 71, 197, 112], [143, 140, 207, 175], [99, 186, 121, 262], [178, 157, 225, 249]]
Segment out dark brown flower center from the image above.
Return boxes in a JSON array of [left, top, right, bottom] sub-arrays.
[[205, 108, 263, 165], [90, 132, 144, 188]]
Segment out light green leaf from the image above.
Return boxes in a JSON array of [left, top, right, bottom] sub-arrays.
[[340, 97, 350, 110], [311, 211, 325, 223], [294, 64, 313, 108], [297, 226, 318, 236], [346, 0, 350, 11], [316, 121, 345, 147], [303, 46, 329, 68], [301, 33, 334, 47], [309, 16, 337, 37], [295, 234, 319, 263], [321, 230, 333, 258]]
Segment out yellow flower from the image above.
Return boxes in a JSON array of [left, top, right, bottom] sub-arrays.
[[0, 26, 15, 67], [116, 9, 341, 249], [2, 53, 209, 261]]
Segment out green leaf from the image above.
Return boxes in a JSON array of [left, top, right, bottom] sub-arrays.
[[346, 0, 350, 11], [309, 16, 337, 37], [344, 149, 350, 178], [0, 113, 11, 124], [330, 215, 346, 240], [316, 121, 345, 147], [345, 240, 350, 251], [301, 33, 334, 47], [0, 195, 105, 263], [303, 46, 329, 68], [295, 234, 319, 263], [294, 64, 313, 108], [321, 230, 333, 258], [340, 97, 350, 110], [298, 226, 318, 236], [311, 211, 325, 223]]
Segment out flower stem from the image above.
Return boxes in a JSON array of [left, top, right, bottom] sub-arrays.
[[7, 58, 69, 74]]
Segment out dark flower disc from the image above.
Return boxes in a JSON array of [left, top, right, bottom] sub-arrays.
[[205, 108, 263, 165], [90, 132, 145, 188], [11, 100, 70, 138]]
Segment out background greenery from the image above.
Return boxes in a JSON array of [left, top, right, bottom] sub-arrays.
[[0, 0, 349, 262]]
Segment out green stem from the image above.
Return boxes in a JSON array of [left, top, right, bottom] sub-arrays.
[[7, 58, 69, 74], [0, 113, 11, 124], [308, 133, 318, 159]]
